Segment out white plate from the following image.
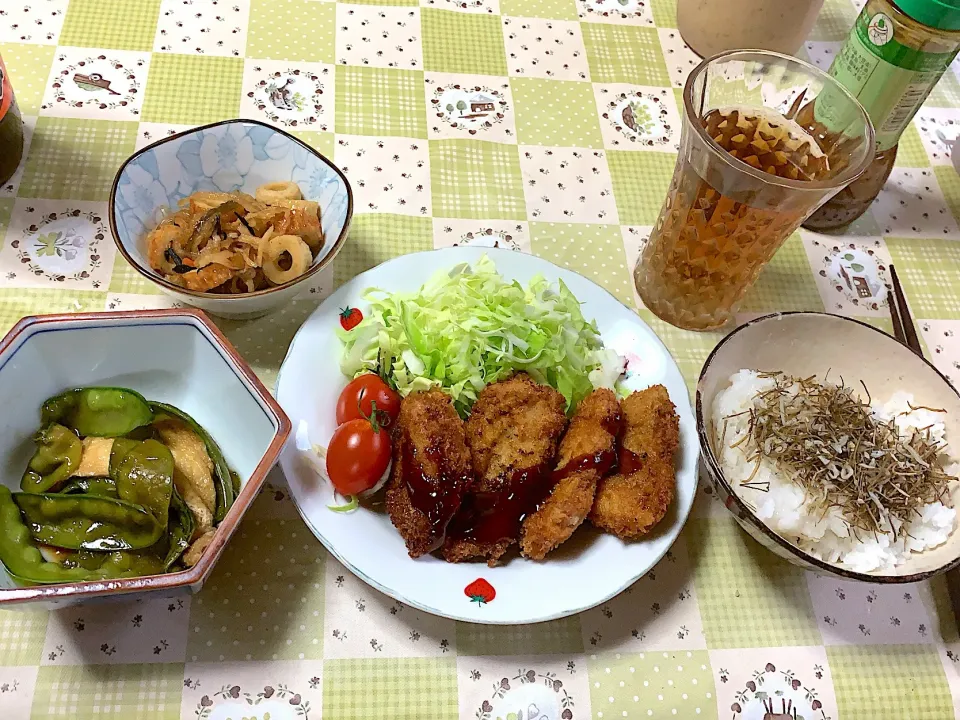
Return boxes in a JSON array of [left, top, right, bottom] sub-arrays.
[[276, 247, 698, 624]]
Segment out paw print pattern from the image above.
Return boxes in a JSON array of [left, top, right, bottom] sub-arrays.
[[154, 0, 249, 57], [335, 5, 422, 70], [914, 109, 959, 166], [872, 168, 960, 237], [0, 0, 67, 44], [334, 136, 431, 216], [577, 0, 654, 25], [919, 319, 960, 386], [502, 18, 590, 82], [656, 29, 700, 89], [520, 148, 619, 223], [420, 0, 499, 14], [802, 41, 843, 71]]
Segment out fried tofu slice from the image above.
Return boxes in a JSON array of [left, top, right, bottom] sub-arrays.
[[386, 389, 473, 558], [155, 417, 215, 538], [520, 388, 621, 560], [589, 384, 679, 540], [72, 437, 114, 478], [443, 373, 567, 566]]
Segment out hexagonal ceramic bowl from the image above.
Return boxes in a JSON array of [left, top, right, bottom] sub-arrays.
[[0, 309, 291, 608]]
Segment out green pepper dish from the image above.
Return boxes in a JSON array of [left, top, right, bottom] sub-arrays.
[[0, 387, 237, 585]]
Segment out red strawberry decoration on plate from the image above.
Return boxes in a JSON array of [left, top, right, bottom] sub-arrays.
[[465, 578, 496, 605], [339, 306, 363, 331]]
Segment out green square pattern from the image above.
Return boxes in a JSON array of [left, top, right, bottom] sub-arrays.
[[898, 123, 933, 167], [429, 140, 526, 219], [142, 55, 243, 125], [927, 71, 960, 107], [0, 289, 106, 335], [530, 222, 634, 306], [456, 616, 582, 655], [500, 0, 579, 20], [19, 118, 138, 201], [0, 609, 47, 666], [650, 0, 679, 27], [511, 78, 603, 147], [292, 131, 335, 159], [246, 0, 335, 62], [0, 199, 12, 249], [323, 658, 458, 719], [0, 43, 55, 116], [31, 663, 183, 719], [886, 236, 960, 318], [581, 25, 670, 85], [685, 518, 822, 649], [738, 234, 825, 313], [588, 652, 718, 719], [108, 252, 163, 295], [59, 0, 161, 51], [935, 165, 960, 229], [335, 66, 427, 138], [186, 515, 326, 662], [606, 151, 676, 225], [334, 214, 433, 286], [827, 645, 952, 720], [422, 10, 508, 76]]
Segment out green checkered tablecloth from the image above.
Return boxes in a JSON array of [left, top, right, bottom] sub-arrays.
[[3, 0, 960, 717]]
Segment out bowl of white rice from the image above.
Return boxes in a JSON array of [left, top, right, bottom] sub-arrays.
[[697, 312, 960, 583]]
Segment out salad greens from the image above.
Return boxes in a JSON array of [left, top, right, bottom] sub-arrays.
[[337, 255, 624, 416]]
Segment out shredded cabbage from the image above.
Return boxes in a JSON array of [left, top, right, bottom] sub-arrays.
[[337, 255, 623, 416]]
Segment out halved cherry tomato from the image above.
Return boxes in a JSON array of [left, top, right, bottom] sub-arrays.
[[326, 417, 391, 495], [336, 374, 401, 426]]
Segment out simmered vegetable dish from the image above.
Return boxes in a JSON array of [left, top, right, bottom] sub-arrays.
[[0, 387, 238, 585]]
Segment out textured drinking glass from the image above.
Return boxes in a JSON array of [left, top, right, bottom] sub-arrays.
[[634, 50, 875, 331]]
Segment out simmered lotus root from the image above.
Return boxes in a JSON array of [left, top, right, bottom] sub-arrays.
[[262, 234, 312, 285], [702, 107, 830, 181]]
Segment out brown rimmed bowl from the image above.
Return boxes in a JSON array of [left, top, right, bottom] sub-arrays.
[[110, 119, 353, 320], [0, 309, 291, 608], [696, 311, 960, 583]]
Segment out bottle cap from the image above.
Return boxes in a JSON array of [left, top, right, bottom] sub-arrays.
[[895, 0, 960, 31]]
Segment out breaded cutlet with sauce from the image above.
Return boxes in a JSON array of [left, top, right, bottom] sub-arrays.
[[589, 384, 679, 539], [385, 388, 473, 558], [520, 387, 621, 560], [443, 373, 567, 566]]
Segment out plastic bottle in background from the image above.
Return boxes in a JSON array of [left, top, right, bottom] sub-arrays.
[[0, 55, 24, 187], [803, 0, 960, 231]]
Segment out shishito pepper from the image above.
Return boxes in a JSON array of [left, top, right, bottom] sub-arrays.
[[60, 476, 118, 498], [113, 439, 174, 521], [14, 492, 164, 551], [163, 485, 194, 570], [42, 387, 153, 438], [20, 423, 82, 493]]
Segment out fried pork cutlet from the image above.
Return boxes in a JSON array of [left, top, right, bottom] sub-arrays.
[[520, 388, 621, 560], [385, 389, 473, 558], [443, 373, 567, 566], [589, 384, 679, 540]]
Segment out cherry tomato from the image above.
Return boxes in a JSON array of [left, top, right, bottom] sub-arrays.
[[336, 374, 401, 426], [326, 417, 391, 495]]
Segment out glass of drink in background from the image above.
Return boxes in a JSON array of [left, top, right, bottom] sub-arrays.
[[633, 50, 876, 331]]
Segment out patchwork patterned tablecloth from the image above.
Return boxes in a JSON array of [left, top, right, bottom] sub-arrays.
[[3, 0, 960, 717]]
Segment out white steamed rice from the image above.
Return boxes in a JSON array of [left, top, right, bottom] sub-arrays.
[[712, 369, 958, 574]]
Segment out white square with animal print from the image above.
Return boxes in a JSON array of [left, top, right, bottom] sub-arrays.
[[424, 72, 517, 144], [334, 135, 431, 216], [593, 83, 681, 151], [519, 146, 619, 223], [240, 59, 334, 132], [39, 47, 150, 121], [335, 4, 422, 71], [502, 17, 590, 82], [576, 0, 654, 25]]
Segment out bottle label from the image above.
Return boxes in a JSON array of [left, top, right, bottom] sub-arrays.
[[0, 55, 12, 123], [826, 8, 959, 151]]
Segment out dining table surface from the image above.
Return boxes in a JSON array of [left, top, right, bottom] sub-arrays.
[[3, 0, 960, 717]]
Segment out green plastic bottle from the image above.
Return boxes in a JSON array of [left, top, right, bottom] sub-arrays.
[[803, 0, 960, 230]]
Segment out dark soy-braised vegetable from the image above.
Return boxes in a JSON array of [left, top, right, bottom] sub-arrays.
[[0, 387, 238, 585]]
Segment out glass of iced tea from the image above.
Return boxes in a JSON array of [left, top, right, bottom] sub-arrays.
[[634, 50, 875, 331]]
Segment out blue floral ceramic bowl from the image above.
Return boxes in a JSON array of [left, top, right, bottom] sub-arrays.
[[110, 119, 352, 319]]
